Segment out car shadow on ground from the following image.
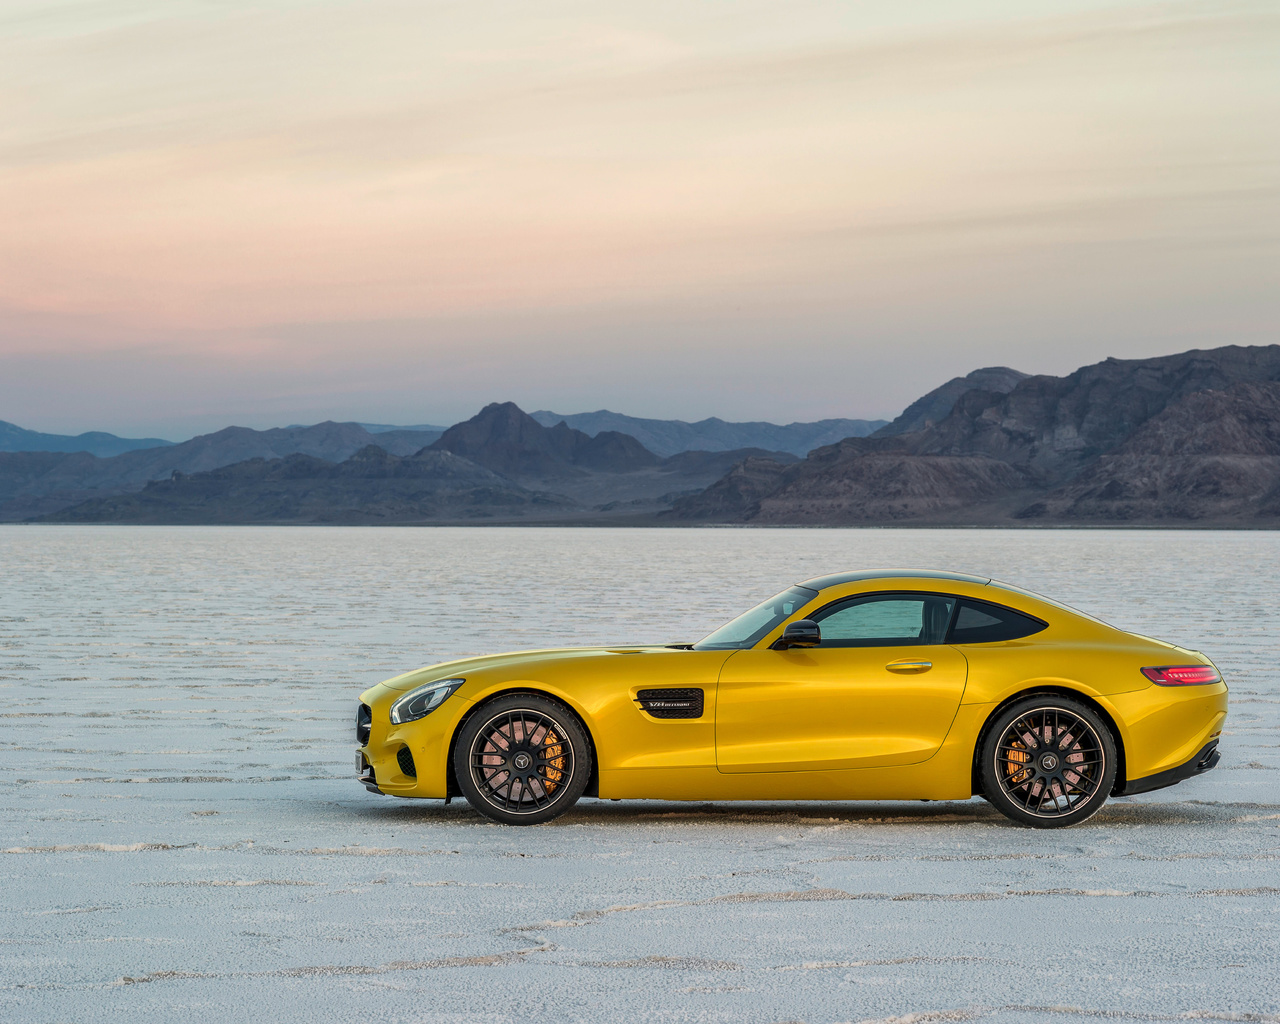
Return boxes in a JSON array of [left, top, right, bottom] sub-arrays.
[[345, 795, 1239, 829]]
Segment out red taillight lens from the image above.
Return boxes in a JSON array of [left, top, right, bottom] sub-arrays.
[[1141, 665, 1221, 686]]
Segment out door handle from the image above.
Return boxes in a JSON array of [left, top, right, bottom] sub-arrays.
[[886, 659, 932, 673]]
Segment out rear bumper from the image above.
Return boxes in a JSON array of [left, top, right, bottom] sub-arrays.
[[1107, 681, 1227, 781], [1119, 740, 1221, 796]]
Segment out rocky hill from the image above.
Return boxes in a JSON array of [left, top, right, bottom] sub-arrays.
[[874, 367, 1027, 436], [422, 402, 795, 511], [914, 345, 1280, 485], [672, 438, 1030, 524], [431, 403, 658, 479], [529, 409, 886, 457], [1016, 381, 1280, 524], [669, 345, 1280, 526]]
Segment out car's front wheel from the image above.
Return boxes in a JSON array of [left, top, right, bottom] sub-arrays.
[[454, 693, 592, 825], [980, 694, 1117, 828]]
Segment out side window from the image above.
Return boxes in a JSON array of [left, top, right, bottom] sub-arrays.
[[811, 594, 956, 647], [947, 599, 1046, 643]]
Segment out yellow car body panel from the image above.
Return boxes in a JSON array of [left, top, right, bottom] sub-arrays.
[[356, 572, 1227, 805], [716, 644, 969, 771]]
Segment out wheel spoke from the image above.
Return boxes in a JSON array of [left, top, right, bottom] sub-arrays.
[[1011, 717, 1040, 749], [1066, 769, 1098, 794], [1023, 778, 1040, 811]]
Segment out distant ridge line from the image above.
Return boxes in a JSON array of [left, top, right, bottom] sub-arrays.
[[528, 409, 887, 457], [0, 420, 174, 458]]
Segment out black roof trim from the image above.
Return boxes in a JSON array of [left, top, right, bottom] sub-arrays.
[[798, 568, 992, 591]]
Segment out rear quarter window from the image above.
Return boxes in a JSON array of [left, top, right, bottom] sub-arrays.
[[947, 599, 1047, 643]]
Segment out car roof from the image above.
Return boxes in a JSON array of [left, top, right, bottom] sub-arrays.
[[793, 570, 1117, 632], [798, 568, 992, 591]]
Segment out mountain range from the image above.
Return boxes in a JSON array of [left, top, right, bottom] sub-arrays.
[[0, 406, 854, 521], [3, 409, 879, 461], [41, 405, 795, 524], [12, 344, 1280, 526], [0, 422, 441, 521]]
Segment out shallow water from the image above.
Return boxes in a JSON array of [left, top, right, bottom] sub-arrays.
[[1, 526, 1277, 1023]]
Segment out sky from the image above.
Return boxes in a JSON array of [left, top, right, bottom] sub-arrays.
[[1, 0, 1277, 439]]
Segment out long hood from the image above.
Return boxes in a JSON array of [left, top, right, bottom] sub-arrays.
[[375, 645, 672, 691]]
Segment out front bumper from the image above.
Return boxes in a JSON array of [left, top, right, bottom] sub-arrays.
[[354, 691, 464, 799], [1119, 740, 1221, 796], [356, 750, 380, 793]]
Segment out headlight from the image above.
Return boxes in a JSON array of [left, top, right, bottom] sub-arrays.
[[389, 679, 465, 724]]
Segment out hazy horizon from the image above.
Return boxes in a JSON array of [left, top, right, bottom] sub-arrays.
[[3, 0, 1277, 438]]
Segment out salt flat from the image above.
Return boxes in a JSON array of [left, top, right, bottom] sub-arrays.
[[2, 527, 1277, 1023]]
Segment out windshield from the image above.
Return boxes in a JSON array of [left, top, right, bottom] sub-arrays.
[[693, 585, 817, 650]]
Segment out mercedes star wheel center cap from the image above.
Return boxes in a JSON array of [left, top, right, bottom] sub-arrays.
[[512, 752, 532, 771], [1040, 753, 1059, 772]]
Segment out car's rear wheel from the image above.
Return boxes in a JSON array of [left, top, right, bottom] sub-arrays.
[[454, 694, 591, 825], [980, 694, 1117, 828]]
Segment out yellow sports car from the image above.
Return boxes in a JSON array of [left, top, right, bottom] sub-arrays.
[[355, 570, 1227, 828]]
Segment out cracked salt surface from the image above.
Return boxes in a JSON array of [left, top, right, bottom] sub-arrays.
[[1, 526, 1277, 1024]]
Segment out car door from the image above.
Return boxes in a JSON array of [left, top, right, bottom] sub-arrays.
[[715, 592, 969, 772]]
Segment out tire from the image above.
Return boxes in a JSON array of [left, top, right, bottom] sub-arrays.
[[453, 694, 592, 825], [980, 694, 1117, 828]]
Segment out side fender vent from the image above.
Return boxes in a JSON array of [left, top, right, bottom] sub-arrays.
[[635, 688, 704, 719]]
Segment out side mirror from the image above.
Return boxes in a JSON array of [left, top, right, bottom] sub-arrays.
[[773, 619, 820, 650]]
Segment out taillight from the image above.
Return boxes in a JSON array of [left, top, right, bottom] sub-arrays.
[[1141, 665, 1221, 686]]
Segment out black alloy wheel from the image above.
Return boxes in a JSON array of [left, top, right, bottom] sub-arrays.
[[980, 694, 1117, 828], [453, 693, 592, 825]]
